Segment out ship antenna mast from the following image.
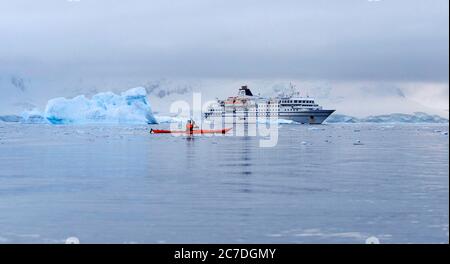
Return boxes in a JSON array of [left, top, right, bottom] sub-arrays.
[[289, 82, 300, 97]]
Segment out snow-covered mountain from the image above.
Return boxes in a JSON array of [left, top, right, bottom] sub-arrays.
[[326, 113, 448, 123], [0, 75, 448, 119]]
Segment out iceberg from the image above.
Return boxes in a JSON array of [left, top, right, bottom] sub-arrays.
[[0, 110, 47, 124], [21, 109, 47, 124], [44, 87, 157, 124], [0, 115, 22, 123]]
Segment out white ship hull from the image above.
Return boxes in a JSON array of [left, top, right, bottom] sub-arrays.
[[204, 110, 335, 124]]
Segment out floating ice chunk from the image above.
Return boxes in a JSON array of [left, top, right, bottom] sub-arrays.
[[44, 87, 157, 124], [308, 127, 325, 131], [353, 140, 364, 145], [155, 115, 188, 124]]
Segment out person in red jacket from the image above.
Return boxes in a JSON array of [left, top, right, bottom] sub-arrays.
[[186, 119, 197, 133]]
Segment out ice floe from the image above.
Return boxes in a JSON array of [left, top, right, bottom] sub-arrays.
[[353, 140, 364, 145]]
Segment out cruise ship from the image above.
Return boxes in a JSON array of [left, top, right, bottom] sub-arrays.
[[203, 85, 335, 124]]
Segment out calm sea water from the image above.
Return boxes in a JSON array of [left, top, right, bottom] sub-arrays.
[[0, 123, 448, 243]]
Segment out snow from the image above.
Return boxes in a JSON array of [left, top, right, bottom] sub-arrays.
[[325, 114, 358, 123], [326, 112, 449, 124], [44, 87, 157, 124]]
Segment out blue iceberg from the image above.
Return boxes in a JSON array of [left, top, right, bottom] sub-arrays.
[[44, 87, 157, 124], [21, 109, 47, 124]]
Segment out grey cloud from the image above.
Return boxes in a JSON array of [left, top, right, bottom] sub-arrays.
[[0, 0, 448, 81]]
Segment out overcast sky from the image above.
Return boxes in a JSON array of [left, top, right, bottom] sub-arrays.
[[0, 0, 448, 81]]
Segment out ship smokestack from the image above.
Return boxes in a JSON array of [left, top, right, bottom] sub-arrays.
[[239, 85, 253, 96]]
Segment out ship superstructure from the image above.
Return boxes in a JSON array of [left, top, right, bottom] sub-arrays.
[[203, 85, 335, 124]]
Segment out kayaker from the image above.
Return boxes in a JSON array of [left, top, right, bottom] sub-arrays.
[[186, 119, 198, 133]]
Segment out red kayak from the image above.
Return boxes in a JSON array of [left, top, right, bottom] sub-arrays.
[[150, 128, 232, 134]]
